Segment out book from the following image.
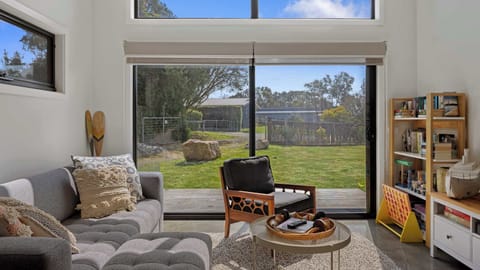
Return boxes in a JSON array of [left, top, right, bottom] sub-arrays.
[[442, 96, 459, 116], [276, 218, 314, 233]]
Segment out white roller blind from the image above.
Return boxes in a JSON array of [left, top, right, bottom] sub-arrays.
[[254, 42, 386, 65], [124, 41, 253, 64], [124, 41, 386, 65]]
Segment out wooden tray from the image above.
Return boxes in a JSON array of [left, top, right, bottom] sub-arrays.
[[265, 215, 336, 240]]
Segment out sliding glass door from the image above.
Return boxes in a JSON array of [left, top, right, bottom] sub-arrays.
[[133, 64, 376, 217], [255, 65, 372, 214]]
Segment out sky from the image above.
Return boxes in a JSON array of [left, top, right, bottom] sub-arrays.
[[256, 65, 365, 93], [0, 20, 35, 67], [162, 0, 372, 19]]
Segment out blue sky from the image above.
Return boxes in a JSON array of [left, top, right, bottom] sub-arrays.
[[162, 0, 371, 18], [256, 65, 365, 93], [0, 20, 34, 67]]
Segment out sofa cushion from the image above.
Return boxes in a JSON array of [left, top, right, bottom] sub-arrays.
[[223, 156, 275, 194], [0, 197, 79, 253], [72, 166, 136, 219], [72, 154, 144, 201], [0, 168, 78, 221], [0, 204, 32, 237], [273, 192, 310, 209], [103, 232, 212, 270], [64, 199, 161, 235]]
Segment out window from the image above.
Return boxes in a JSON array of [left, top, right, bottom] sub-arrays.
[[0, 9, 55, 91], [135, 0, 374, 19]]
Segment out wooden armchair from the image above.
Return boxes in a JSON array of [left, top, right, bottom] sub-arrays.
[[220, 156, 316, 238]]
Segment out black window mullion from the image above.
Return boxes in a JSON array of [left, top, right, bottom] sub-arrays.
[[251, 0, 258, 19]]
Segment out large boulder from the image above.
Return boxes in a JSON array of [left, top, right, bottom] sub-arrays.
[[245, 139, 269, 150], [182, 139, 221, 162]]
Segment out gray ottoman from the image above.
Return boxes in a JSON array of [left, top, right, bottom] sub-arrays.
[[103, 232, 212, 270]]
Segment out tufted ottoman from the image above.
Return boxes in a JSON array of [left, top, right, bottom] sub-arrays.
[[103, 232, 212, 270]]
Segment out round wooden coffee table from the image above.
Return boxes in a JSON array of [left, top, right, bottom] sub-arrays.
[[250, 216, 351, 270]]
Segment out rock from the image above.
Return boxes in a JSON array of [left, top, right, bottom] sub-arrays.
[[245, 139, 269, 150], [256, 139, 269, 150], [137, 143, 165, 157], [182, 139, 221, 162]]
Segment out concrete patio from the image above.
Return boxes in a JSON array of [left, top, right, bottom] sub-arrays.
[[164, 188, 367, 213]]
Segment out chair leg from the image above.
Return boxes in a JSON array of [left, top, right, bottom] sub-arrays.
[[224, 218, 230, 238]]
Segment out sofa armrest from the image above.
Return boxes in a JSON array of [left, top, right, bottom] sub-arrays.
[[0, 237, 71, 270], [139, 171, 164, 207]]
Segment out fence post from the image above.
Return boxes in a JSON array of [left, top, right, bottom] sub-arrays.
[[141, 117, 145, 143]]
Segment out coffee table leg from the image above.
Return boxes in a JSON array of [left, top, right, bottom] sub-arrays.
[[330, 251, 333, 270], [338, 250, 340, 270], [252, 236, 257, 270], [273, 249, 276, 269]]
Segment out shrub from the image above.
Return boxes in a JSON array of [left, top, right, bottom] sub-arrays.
[[186, 109, 203, 121]]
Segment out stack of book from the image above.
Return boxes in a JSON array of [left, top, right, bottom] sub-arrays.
[[444, 206, 470, 228], [434, 142, 452, 160]]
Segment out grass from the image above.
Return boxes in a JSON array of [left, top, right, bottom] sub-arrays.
[[138, 143, 366, 190], [241, 125, 266, 134], [190, 131, 235, 141]]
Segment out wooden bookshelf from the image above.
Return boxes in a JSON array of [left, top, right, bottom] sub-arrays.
[[387, 92, 468, 247]]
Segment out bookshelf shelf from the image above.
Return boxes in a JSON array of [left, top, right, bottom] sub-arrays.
[[433, 117, 465, 121], [432, 158, 461, 163], [395, 185, 426, 200], [394, 117, 426, 121], [394, 151, 427, 160]]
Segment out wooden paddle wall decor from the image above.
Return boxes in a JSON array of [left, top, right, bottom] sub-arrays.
[[92, 111, 105, 156], [85, 110, 105, 156], [85, 110, 94, 156]]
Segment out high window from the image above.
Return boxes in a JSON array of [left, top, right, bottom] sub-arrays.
[[135, 0, 374, 19], [0, 9, 55, 91]]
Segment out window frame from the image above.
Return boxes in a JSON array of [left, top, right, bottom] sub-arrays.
[[0, 9, 55, 92], [133, 0, 376, 20]]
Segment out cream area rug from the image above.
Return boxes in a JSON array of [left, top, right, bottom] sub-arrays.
[[211, 232, 400, 270]]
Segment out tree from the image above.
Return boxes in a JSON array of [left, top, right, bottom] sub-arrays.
[[137, 66, 247, 117], [305, 72, 354, 107], [1, 50, 24, 77], [320, 106, 352, 123], [137, 0, 175, 18]]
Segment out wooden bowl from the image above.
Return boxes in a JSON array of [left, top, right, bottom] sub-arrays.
[[265, 215, 336, 240]]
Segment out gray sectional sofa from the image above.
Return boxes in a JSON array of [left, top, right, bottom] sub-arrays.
[[0, 168, 211, 270]]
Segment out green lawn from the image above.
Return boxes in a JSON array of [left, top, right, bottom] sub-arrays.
[[138, 144, 366, 190], [190, 131, 235, 141]]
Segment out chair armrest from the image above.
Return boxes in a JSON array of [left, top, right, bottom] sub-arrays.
[[0, 237, 71, 270], [223, 189, 275, 216], [139, 171, 164, 206], [275, 183, 316, 211]]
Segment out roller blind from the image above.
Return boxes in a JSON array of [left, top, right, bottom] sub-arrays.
[[254, 42, 386, 65], [124, 41, 386, 65], [124, 41, 253, 64]]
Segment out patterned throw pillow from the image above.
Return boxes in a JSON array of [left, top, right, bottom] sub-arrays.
[[72, 154, 144, 201], [0, 204, 32, 237], [72, 166, 136, 219], [0, 197, 79, 254]]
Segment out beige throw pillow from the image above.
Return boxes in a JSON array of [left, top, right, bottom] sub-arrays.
[[0, 204, 32, 237], [0, 197, 79, 254], [71, 154, 144, 201], [73, 166, 136, 219]]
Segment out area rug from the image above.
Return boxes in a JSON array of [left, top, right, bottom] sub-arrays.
[[211, 232, 400, 270]]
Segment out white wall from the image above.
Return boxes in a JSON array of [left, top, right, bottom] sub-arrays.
[[0, 0, 93, 181], [417, 0, 480, 158]]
